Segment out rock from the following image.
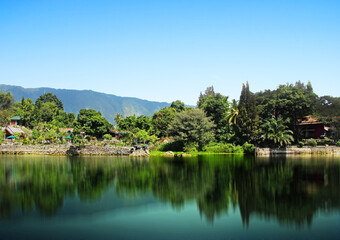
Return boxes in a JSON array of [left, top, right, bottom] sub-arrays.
[[129, 148, 150, 157], [162, 151, 175, 157]]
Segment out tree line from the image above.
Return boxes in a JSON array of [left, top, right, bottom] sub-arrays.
[[0, 81, 339, 149]]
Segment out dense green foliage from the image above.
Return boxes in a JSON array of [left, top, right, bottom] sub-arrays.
[[151, 107, 176, 137], [0, 79, 339, 149], [314, 96, 340, 139], [197, 86, 229, 135], [256, 81, 317, 140], [168, 109, 214, 150], [203, 142, 244, 153], [261, 118, 294, 147], [0, 92, 16, 126], [76, 109, 112, 138], [170, 100, 186, 112], [236, 82, 259, 144], [35, 92, 64, 110]]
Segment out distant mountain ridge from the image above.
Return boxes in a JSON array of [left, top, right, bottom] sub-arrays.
[[0, 84, 170, 123]]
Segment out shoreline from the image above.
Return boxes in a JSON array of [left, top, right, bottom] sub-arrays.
[[255, 146, 340, 156], [1, 144, 339, 157], [0, 144, 149, 156]]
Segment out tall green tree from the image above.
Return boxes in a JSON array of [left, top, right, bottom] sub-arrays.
[[236, 82, 259, 144], [314, 95, 340, 139], [152, 107, 177, 137], [15, 97, 35, 127], [114, 113, 122, 125], [0, 92, 15, 125], [170, 100, 186, 112], [197, 86, 229, 138], [256, 81, 317, 141], [136, 115, 154, 133], [118, 115, 137, 131], [76, 109, 112, 137], [0, 92, 15, 110], [197, 86, 215, 107], [168, 109, 215, 150], [35, 92, 64, 110]]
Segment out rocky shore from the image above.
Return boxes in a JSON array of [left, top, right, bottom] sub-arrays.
[[255, 146, 340, 156], [0, 144, 150, 157]]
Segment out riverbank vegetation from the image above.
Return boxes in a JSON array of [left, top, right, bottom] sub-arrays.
[[0, 81, 339, 153]]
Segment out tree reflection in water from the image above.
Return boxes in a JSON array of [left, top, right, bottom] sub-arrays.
[[0, 155, 339, 228]]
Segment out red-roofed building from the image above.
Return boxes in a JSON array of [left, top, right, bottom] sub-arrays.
[[298, 116, 325, 138]]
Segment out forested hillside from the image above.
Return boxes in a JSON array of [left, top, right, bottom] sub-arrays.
[[0, 84, 170, 123]]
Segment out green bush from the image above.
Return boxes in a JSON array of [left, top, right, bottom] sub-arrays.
[[232, 145, 244, 154], [23, 138, 31, 145], [337, 140, 340, 147], [73, 135, 82, 144], [203, 142, 244, 153], [158, 141, 184, 152], [309, 139, 317, 147], [203, 144, 223, 153], [298, 141, 305, 148], [183, 142, 199, 153], [242, 142, 254, 154], [103, 134, 113, 140]]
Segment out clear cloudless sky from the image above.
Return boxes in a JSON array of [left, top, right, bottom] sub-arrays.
[[0, 0, 339, 105]]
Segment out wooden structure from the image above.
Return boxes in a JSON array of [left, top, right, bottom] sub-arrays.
[[298, 116, 325, 138], [10, 116, 22, 126], [3, 126, 26, 141]]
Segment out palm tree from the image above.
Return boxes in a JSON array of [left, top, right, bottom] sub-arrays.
[[114, 113, 122, 125], [261, 118, 294, 147], [227, 99, 239, 125]]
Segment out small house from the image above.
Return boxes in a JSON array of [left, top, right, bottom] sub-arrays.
[[10, 116, 22, 126], [298, 116, 325, 138], [4, 126, 26, 141]]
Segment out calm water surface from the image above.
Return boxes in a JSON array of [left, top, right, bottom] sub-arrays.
[[0, 154, 339, 239]]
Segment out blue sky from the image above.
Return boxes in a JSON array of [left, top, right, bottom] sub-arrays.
[[0, 0, 339, 105]]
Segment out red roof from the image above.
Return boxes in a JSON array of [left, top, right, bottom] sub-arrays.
[[298, 116, 322, 125]]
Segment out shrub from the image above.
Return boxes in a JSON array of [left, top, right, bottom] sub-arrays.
[[337, 140, 340, 147], [158, 141, 184, 152], [222, 143, 234, 153], [183, 142, 199, 153], [309, 139, 317, 147], [203, 142, 244, 153], [242, 142, 254, 154], [203, 142, 223, 153], [103, 134, 113, 140], [36, 136, 44, 144], [298, 141, 305, 148], [73, 135, 82, 144], [232, 145, 244, 154]]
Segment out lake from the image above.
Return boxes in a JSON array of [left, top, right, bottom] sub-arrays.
[[0, 154, 339, 240]]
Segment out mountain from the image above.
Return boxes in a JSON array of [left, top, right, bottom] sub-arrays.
[[0, 84, 170, 123]]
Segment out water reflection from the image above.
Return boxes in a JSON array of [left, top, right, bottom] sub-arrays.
[[0, 155, 339, 228]]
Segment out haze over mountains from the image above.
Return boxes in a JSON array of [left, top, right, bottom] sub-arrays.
[[0, 84, 170, 123]]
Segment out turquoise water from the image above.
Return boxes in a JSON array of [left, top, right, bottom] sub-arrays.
[[0, 154, 339, 239]]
